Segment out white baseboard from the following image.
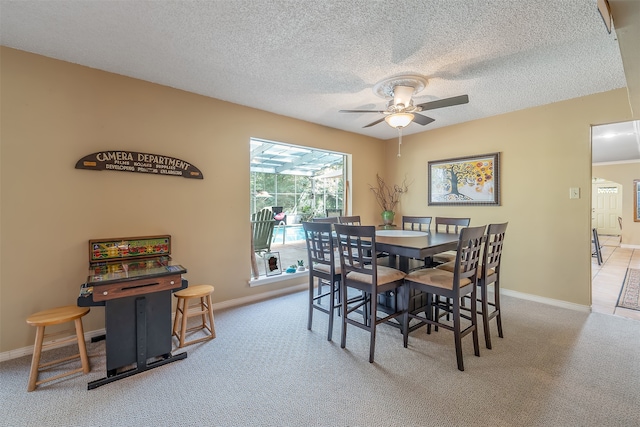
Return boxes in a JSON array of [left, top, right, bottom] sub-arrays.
[[0, 329, 107, 363], [621, 243, 640, 249], [0, 283, 308, 363], [501, 288, 591, 312], [213, 283, 307, 310]]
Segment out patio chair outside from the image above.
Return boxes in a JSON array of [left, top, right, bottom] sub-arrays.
[[252, 208, 275, 257]]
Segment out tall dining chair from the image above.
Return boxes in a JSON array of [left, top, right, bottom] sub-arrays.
[[402, 216, 432, 232], [334, 224, 406, 363], [476, 222, 508, 349], [338, 215, 361, 225], [437, 222, 508, 349], [302, 222, 342, 341], [432, 217, 471, 265], [402, 216, 433, 270], [313, 216, 339, 224], [402, 225, 485, 371]]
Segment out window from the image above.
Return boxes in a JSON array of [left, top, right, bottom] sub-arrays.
[[250, 138, 345, 280]]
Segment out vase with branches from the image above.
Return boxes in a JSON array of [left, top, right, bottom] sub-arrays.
[[369, 174, 410, 225]]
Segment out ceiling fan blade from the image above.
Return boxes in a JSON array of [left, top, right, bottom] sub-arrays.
[[339, 109, 386, 113], [412, 113, 435, 126], [363, 118, 386, 128], [416, 94, 469, 111]]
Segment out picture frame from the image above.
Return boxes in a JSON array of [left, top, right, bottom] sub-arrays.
[[634, 179, 640, 222], [428, 152, 500, 206], [264, 252, 282, 276]]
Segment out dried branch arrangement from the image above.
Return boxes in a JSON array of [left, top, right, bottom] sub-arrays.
[[369, 174, 410, 212]]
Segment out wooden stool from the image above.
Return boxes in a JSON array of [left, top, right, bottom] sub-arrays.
[[172, 285, 216, 348], [26, 305, 91, 391]]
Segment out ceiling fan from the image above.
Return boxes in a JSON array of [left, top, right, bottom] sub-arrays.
[[339, 74, 469, 129]]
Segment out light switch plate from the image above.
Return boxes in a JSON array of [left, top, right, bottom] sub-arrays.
[[570, 187, 580, 199]]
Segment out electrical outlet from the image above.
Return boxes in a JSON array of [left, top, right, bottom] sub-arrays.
[[570, 187, 580, 199]]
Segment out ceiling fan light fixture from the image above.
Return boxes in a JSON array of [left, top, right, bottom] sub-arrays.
[[385, 112, 414, 128]]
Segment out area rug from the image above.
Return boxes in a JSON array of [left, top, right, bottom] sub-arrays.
[[617, 268, 640, 311]]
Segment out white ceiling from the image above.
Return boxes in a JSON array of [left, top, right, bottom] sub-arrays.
[[0, 0, 638, 160], [592, 120, 640, 164]]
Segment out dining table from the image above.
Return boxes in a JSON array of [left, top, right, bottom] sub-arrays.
[[373, 229, 460, 330], [374, 229, 460, 273]]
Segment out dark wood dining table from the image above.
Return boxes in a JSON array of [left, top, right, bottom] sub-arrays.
[[372, 230, 460, 330], [374, 230, 459, 273]]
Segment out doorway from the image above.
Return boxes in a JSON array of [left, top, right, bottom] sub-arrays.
[[591, 178, 622, 237], [590, 120, 640, 321]]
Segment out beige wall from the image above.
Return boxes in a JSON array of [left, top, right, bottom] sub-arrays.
[[0, 47, 384, 352], [592, 162, 640, 245], [385, 87, 633, 307], [0, 47, 635, 353]]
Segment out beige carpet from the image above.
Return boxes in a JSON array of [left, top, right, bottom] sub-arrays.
[[1, 291, 640, 426], [617, 268, 640, 311]]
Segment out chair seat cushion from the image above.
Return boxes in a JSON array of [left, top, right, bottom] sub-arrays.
[[433, 251, 456, 264], [436, 261, 495, 278], [313, 261, 341, 274], [405, 268, 471, 290], [346, 265, 406, 286]]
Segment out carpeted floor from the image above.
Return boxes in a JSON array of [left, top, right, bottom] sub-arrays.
[[617, 268, 640, 311], [1, 291, 640, 426]]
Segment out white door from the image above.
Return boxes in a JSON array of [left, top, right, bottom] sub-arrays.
[[592, 181, 622, 235]]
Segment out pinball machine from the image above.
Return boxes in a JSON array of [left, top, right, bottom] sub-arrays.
[[77, 235, 188, 389]]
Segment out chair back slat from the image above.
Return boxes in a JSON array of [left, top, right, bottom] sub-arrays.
[[334, 224, 376, 279], [313, 217, 339, 224], [484, 222, 508, 273], [302, 222, 335, 271], [454, 225, 486, 284], [402, 216, 432, 232], [435, 217, 470, 234], [338, 215, 361, 226]]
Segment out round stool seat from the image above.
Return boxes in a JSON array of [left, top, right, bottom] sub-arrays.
[[174, 284, 214, 299], [27, 306, 89, 327]]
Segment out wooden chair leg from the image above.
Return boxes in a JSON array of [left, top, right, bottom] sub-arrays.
[[307, 278, 314, 331], [327, 281, 335, 341], [470, 290, 480, 357], [495, 283, 504, 338], [452, 301, 464, 371], [480, 284, 492, 349]]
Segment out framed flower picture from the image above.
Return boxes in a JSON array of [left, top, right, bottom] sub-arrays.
[[428, 152, 500, 206]]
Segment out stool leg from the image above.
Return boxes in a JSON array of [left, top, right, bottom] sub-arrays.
[[27, 326, 45, 392], [179, 297, 189, 347], [199, 297, 207, 329], [172, 298, 183, 340], [74, 318, 90, 374], [206, 294, 216, 339]]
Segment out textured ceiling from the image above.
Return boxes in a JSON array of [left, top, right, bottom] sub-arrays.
[[0, 0, 635, 151]]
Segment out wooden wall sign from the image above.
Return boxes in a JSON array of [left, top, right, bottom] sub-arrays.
[[75, 151, 203, 179]]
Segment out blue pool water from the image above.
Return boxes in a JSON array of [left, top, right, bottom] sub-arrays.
[[272, 224, 305, 242]]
